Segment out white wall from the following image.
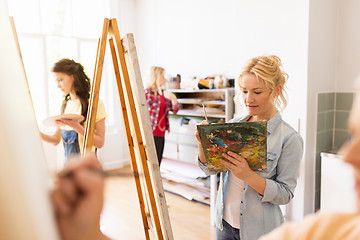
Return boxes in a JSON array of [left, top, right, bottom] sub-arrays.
[[96, 0, 138, 170], [134, 0, 309, 130], [135, 1, 308, 84], [306, 0, 338, 215], [336, 0, 360, 91]]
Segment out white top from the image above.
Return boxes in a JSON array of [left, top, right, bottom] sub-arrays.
[[223, 171, 245, 229]]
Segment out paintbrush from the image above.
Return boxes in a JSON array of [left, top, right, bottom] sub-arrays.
[[202, 104, 208, 122], [58, 168, 105, 178], [58, 169, 126, 178]]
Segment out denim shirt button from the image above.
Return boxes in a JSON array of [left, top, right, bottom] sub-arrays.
[[241, 201, 243, 203], [240, 213, 243, 216]]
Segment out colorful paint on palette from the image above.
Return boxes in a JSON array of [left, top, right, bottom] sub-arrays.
[[197, 121, 267, 172]]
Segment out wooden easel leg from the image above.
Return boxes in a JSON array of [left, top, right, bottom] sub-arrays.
[[83, 37, 100, 154], [123, 33, 174, 240], [109, 19, 166, 240], [109, 38, 151, 240], [9, 17, 30, 93], [83, 18, 110, 156]]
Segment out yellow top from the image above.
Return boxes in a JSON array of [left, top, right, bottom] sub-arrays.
[[259, 211, 360, 240], [61, 98, 107, 153]]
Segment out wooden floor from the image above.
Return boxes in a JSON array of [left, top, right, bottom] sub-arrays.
[[100, 165, 216, 240]]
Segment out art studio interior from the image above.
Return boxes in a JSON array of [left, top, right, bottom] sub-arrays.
[[1, 0, 359, 239]]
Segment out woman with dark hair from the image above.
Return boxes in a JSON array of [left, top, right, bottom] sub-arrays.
[[41, 58, 107, 163]]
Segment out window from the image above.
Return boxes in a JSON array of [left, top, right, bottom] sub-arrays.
[[7, 0, 115, 128]]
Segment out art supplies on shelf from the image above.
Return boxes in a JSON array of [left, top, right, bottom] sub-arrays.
[[163, 89, 235, 222], [197, 121, 267, 172], [169, 89, 233, 121]]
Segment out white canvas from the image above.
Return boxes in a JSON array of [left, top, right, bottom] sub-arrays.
[[0, 1, 59, 239]]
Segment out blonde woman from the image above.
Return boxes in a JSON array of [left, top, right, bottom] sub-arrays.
[[196, 55, 304, 240], [144, 66, 179, 165]]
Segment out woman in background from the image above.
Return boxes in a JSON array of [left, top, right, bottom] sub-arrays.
[[196, 55, 304, 240], [41, 58, 107, 163], [144, 66, 179, 165]]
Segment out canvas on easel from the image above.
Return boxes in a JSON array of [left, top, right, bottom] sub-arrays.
[[82, 18, 173, 240], [0, 7, 59, 240]]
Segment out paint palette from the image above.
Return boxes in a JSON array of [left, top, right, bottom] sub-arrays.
[[42, 114, 84, 127], [197, 121, 267, 172]]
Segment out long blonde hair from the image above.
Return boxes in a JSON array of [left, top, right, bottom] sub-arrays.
[[238, 55, 288, 111], [145, 66, 165, 95]]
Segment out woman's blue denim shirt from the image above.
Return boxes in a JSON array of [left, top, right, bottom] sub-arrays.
[[198, 112, 304, 240]]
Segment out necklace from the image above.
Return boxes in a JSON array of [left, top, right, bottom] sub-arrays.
[[156, 113, 166, 132]]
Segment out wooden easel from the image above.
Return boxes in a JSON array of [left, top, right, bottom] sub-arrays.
[[82, 18, 173, 240]]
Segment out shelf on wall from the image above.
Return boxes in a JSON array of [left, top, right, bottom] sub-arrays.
[[171, 109, 225, 119], [177, 98, 226, 106], [163, 88, 235, 220], [168, 88, 233, 93]]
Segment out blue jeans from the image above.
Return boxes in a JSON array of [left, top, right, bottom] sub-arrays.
[[216, 219, 240, 240], [61, 129, 80, 164]]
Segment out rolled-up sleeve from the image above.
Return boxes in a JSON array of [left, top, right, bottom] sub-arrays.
[[171, 102, 179, 114], [261, 133, 304, 204], [197, 156, 219, 175]]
